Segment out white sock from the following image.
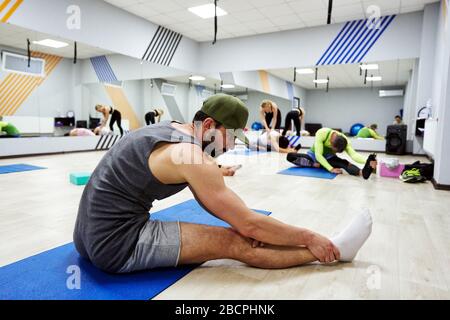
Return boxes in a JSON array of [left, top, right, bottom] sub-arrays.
[[331, 209, 373, 262]]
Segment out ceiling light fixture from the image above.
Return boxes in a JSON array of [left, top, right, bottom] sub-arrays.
[[221, 84, 235, 89], [360, 64, 379, 70], [296, 68, 315, 74], [313, 79, 329, 84], [366, 76, 382, 81], [189, 75, 206, 81], [188, 4, 227, 19], [32, 39, 69, 48]]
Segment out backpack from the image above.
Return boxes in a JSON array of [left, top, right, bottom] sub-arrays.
[[403, 161, 434, 180]]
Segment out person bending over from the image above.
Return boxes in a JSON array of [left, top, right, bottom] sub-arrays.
[[74, 94, 372, 274], [247, 130, 299, 154], [259, 100, 282, 132], [0, 117, 20, 138], [95, 104, 124, 135], [282, 107, 305, 137], [287, 127, 377, 179], [145, 109, 165, 125], [66, 128, 95, 137], [356, 124, 384, 140]]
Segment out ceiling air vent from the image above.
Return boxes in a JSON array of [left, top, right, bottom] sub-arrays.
[[161, 82, 177, 96], [1, 51, 45, 77], [379, 90, 404, 97]]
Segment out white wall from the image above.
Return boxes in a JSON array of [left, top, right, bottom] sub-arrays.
[[431, 0, 450, 185], [305, 87, 404, 135]]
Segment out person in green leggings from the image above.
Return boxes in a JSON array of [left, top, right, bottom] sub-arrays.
[[356, 124, 384, 140], [287, 127, 377, 179], [0, 117, 20, 138]]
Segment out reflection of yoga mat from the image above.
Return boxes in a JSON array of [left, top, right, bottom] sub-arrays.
[[0, 199, 271, 300], [227, 149, 268, 156], [0, 164, 46, 174], [278, 167, 337, 180]]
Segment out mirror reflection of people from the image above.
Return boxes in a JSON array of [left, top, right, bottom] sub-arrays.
[[356, 124, 384, 140], [0, 116, 20, 138], [95, 104, 124, 136], [145, 109, 165, 125], [259, 100, 282, 132], [282, 106, 305, 136], [93, 126, 111, 136], [66, 128, 96, 137], [393, 115, 404, 125], [247, 130, 299, 154]]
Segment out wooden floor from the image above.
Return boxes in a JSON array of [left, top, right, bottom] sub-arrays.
[[0, 149, 449, 300]]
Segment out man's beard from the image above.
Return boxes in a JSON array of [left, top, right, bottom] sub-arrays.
[[202, 140, 226, 158]]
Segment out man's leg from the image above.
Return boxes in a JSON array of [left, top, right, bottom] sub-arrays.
[[327, 156, 361, 176], [178, 223, 317, 269]]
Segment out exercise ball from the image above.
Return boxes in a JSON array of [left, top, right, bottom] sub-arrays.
[[251, 122, 263, 131], [350, 123, 364, 136]]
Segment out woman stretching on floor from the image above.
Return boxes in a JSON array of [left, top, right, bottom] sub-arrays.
[[95, 104, 124, 136]]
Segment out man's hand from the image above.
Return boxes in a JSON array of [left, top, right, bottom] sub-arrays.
[[306, 232, 340, 264], [331, 168, 343, 174], [221, 165, 242, 176]]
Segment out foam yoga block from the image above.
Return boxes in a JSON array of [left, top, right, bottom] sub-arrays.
[[70, 172, 91, 185]]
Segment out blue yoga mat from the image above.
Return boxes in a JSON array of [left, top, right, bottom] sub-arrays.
[[278, 167, 337, 180], [227, 149, 268, 156], [0, 164, 46, 174], [0, 199, 270, 300]]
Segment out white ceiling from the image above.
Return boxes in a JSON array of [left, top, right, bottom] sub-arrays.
[[0, 23, 112, 59], [104, 0, 439, 42], [268, 59, 415, 89]]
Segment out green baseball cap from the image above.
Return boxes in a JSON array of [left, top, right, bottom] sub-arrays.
[[201, 94, 249, 144]]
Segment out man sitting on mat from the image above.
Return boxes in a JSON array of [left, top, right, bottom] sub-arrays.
[[247, 130, 299, 153], [287, 127, 377, 179], [74, 94, 372, 274], [356, 124, 384, 140]]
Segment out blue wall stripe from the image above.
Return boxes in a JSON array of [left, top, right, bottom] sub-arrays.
[[90, 56, 118, 83], [323, 20, 358, 65], [338, 18, 370, 64], [350, 16, 390, 63], [343, 18, 377, 64], [318, 22, 352, 65], [316, 21, 351, 65], [345, 17, 386, 64], [316, 15, 396, 65], [356, 15, 396, 63], [331, 19, 364, 64]]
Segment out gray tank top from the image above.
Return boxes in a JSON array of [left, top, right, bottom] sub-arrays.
[[73, 121, 200, 272]]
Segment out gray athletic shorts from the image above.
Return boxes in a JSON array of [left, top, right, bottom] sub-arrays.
[[117, 220, 181, 273]]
